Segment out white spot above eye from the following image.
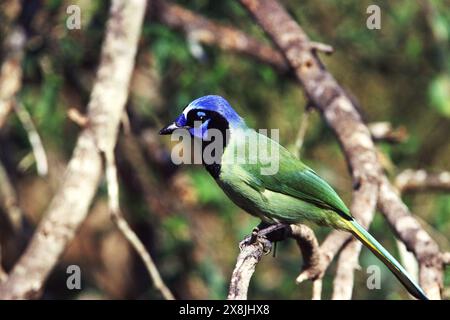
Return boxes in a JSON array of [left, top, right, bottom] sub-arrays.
[[182, 107, 191, 117]]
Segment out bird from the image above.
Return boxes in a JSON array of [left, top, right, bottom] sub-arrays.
[[159, 95, 428, 300]]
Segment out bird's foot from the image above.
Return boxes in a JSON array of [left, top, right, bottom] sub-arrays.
[[239, 227, 260, 250], [238, 234, 272, 255], [238, 223, 288, 255]]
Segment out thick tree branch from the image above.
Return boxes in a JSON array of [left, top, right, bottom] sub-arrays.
[[227, 238, 272, 300], [0, 0, 146, 299]]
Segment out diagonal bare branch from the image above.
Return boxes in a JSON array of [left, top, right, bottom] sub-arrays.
[[0, 0, 147, 299], [151, 0, 289, 72], [227, 238, 271, 300], [395, 169, 450, 193]]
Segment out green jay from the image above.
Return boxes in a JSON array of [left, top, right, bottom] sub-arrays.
[[160, 95, 428, 300]]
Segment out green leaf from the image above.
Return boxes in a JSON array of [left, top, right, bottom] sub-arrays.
[[429, 74, 450, 117]]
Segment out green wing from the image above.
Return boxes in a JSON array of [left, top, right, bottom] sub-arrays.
[[240, 133, 351, 219]]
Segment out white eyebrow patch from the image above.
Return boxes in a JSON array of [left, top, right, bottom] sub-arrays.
[[182, 104, 194, 117]]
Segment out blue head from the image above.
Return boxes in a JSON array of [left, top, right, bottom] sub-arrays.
[[159, 95, 245, 139]]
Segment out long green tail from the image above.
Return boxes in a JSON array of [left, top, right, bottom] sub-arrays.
[[345, 219, 428, 300]]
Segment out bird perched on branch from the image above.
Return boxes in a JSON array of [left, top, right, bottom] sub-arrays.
[[160, 95, 428, 300]]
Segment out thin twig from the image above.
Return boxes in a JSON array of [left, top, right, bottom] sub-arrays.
[[13, 101, 48, 176], [67, 108, 89, 127], [442, 252, 450, 265], [310, 41, 334, 54], [395, 169, 450, 193], [294, 107, 312, 157], [119, 130, 174, 217], [0, 159, 24, 233], [0, 26, 25, 128], [396, 239, 419, 283], [368, 122, 408, 144], [104, 150, 174, 300], [0, 245, 7, 283]]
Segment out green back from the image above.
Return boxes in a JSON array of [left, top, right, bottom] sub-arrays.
[[225, 130, 351, 219]]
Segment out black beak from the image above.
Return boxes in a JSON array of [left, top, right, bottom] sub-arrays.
[[159, 122, 182, 135]]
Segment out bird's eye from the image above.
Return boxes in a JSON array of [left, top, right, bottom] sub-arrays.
[[196, 111, 206, 121], [186, 109, 207, 127]]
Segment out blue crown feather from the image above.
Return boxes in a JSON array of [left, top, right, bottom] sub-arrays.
[[186, 95, 245, 128]]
